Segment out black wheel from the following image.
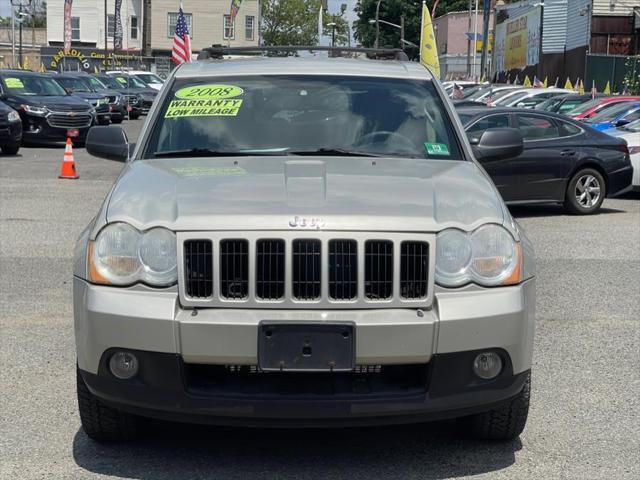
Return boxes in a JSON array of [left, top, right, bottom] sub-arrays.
[[1, 144, 20, 155], [129, 112, 140, 120], [76, 366, 138, 442], [469, 373, 531, 441], [563, 168, 606, 215], [111, 116, 123, 124]]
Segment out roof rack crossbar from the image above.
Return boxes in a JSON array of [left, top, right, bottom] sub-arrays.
[[197, 45, 409, 61]]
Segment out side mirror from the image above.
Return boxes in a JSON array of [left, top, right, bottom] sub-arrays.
[[471, 127, 524, 162], [86, 126, 130, 162]]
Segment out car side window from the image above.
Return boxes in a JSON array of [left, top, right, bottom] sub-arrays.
[[558, 121, 581, 137], [466, 114, 510, 141], [623, 109, 640, 123], [516, 114, 560, 141]]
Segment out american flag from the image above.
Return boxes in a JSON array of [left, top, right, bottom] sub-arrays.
[[452, 82, 465, 99], [230, 0, 243, 23], [172, 5, 192, 65]]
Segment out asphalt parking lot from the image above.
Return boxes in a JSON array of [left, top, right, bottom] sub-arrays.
[[1, 119, 639, 480]]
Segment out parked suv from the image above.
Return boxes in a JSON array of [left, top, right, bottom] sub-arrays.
[[94, 74, 144, 120], [50, 74, 112, 125], [55, 72, 127, 124], [78, 50, 536, 442], [107, 70, 165, 91], [0, 71, 94, 143]]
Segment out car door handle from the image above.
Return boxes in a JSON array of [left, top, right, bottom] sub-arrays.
[[560, 149, 576, 156]]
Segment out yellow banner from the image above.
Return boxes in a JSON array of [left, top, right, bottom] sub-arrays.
[[420, 4, 440, 79]]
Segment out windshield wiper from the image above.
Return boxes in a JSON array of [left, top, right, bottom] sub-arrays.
[[153, 148, 281, 158], [287, 148, 383, 157]]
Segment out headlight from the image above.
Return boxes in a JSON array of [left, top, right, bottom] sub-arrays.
[[89, 223, 177, 287], [21, 104, 47, 116], [436, 224, 521, 287], [7, 110, 20, 122]]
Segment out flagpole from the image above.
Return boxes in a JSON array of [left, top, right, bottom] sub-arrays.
[[472, 0, 479, 81]]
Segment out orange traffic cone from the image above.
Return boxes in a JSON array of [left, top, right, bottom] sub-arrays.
[[59, 138, 79, 179]]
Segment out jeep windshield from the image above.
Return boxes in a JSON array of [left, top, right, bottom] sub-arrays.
[[143, 75, 463, 160], [1, 74, 67, 96]]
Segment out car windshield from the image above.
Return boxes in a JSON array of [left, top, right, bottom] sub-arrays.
[[620, 118, 640, 132], [112, 75, 147, 88], [490, 88, 524, 103], [97, 76, 123, 89], [136, 74, 163, 85], [54, 77, 92, 93], [144, 75, 463, 160], [1, 74, 67, 96], [496, 90, 531, 106], [86, 77, 107, 90], [585, 101, 639, 123], [567, 97, 604, 115], [558, 99, 585, 113], [535, 95, 567, 111]]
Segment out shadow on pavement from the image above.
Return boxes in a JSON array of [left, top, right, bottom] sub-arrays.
[[508, 204, 627, 218], [73, 420, 521, 480]]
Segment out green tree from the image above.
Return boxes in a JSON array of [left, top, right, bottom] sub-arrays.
[[353, 0, 422, 53], [262, 0, 323, 46], [324, 12, 350, 46]]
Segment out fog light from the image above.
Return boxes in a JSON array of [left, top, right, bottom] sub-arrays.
[[473, 352, 502, 380], [109, 351, 139, 380]]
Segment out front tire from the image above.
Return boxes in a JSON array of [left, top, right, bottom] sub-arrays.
[[1, 144, 20, 155], [77, 366, 138, 442], [469, 373, 531, 441], [564, 168, 605, 215]]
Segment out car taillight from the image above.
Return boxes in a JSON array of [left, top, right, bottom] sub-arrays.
[[617, 143, 630, 156]]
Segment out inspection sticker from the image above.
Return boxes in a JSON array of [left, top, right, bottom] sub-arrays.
[[424, 142, 450, 156], [5, 78, 24, 88], [164, 98, 244, 118]]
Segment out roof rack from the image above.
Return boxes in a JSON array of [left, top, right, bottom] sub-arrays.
[[197, 45, 410, 61]]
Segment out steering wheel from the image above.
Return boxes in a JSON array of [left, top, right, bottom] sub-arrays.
[[355, 131, 416, 151]]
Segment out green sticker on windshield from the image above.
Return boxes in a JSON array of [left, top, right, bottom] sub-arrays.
[[116, 77, 127, 85], [175, 84, 243, 100], [165, 99, 243, 118], [424, 142, 450, 156], [5, 77, 24, 88]]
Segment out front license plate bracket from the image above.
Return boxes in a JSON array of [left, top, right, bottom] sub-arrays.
[[258, 322, 355, 372]]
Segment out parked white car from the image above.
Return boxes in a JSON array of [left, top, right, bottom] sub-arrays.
[[495, 88, 574, 109], [603, 118, 640, 190], [106, 70, 165, 91]]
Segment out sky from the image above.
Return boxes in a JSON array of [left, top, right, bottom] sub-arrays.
[[323, 0, 358, 45], [0, 0, 12, 18]]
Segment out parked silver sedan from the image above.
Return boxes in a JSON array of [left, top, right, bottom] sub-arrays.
[[75, 51, 536, 442]]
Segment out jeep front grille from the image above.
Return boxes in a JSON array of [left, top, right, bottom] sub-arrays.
[[184, 239, 213, 298], [292, 239, 321, 300], [220, 239, 249, 299], [256, 239, 285, 300], [178, 232, 433, 309]]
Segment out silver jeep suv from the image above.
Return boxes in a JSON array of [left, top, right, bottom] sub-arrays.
[[76, 49, 535, 442]]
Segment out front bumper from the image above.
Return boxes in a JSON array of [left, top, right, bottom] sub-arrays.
[[74, 278, 535, 425], [21, 113, 91, 143]]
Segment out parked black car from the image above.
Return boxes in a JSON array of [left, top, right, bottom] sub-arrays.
[[535, 93, 606, 115], [93, 75, 146, 119], [456, 106, 633, 214], [50, 74, 112, 125], [0, 71, 94, 144], [102, 74, 157, 116], [0, 100, 22, 154]]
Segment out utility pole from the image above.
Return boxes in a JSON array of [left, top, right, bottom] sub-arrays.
[[104, 0, 108, 68], [466, 0, 471, 77], [374, 0, 382, 48], [11, 5, 15, 67], [400, 16, 405, 51], [11, 0, 31, 67]]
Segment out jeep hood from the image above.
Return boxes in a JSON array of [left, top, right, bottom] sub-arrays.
[[105, 157, 504, 233]]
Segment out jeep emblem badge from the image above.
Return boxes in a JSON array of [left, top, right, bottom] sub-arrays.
[[288, 216, 325, 229]]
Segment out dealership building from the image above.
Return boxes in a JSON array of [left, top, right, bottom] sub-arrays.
[[45, 0, 260, 76]]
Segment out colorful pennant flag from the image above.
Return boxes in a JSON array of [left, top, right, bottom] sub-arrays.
[[604, 81, 611, 94]]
